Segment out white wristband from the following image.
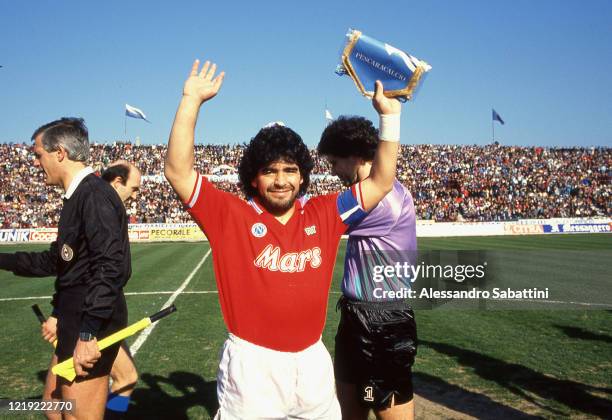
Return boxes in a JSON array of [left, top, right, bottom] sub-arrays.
[[379, 113, 401, 142]]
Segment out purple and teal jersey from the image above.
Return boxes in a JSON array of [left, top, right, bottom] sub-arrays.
[[342, 180, 417, 301]]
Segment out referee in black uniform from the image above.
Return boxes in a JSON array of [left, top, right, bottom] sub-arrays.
[[0, 118, 130, 419]]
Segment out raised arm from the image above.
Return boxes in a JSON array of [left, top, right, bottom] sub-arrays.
[[165, 59, 225, 202], [359, 80, 402, 211]]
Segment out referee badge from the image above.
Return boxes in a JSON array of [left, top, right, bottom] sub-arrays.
[[251, 223, 267, 238], [61, 244, 74, 262]]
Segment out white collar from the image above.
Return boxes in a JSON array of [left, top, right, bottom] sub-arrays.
[[63, 167, 94, 199]]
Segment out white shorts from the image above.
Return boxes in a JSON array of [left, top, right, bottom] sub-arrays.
[[215, 334, 341, 420]]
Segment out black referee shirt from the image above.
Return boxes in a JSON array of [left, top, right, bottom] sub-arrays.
[[0, 173, 131, 335]]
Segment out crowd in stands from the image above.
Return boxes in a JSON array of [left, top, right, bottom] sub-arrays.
[[1, 142, 609, 228]]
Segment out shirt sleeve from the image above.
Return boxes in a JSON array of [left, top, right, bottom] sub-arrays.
[[0, 242, 59, 277], [336, 182, 369, 228], [80, 191, 127, 335], [184, 172, 234, 241], [303, 183, 369, 238]]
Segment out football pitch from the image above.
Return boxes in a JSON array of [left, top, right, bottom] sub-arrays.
[[1, 234, 611, 419]]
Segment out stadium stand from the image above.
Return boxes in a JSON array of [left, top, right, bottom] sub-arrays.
[[1, 142, 609, 228]]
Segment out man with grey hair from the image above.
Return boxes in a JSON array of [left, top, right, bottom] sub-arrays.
[[0, 117, 131, 419]]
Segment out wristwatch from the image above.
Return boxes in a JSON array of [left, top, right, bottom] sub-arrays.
[[79, 332, 95, 342]]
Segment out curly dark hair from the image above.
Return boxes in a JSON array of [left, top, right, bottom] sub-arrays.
[[317, 116, 378, 161], [239, 125, 314, 198]]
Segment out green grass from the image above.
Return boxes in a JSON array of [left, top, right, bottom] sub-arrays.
[[0, 234, 611, 419]]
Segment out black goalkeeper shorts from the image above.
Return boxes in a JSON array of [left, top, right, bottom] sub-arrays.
[[334, 296, 417, 408], [55, 285, 127, 380]]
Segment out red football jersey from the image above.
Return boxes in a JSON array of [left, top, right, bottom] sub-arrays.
[[186, 173, 366, 351]]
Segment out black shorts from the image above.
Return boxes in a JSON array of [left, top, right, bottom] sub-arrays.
[[334, 296, 417, 408], [55, 286, 127, 379]]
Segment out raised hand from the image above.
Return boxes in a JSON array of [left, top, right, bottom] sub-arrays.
[[372, 80, 401, 115], [183, 59, 225, 104]]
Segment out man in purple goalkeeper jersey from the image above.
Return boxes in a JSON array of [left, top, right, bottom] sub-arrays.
[[318, 116, 418, 420]]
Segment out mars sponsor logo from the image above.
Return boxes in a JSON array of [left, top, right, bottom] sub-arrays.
[[254, 244, 322, 273]]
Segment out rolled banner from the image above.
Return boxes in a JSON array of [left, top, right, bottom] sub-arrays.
[[335, 29, 432, 101], [52, 305, 177, 381]]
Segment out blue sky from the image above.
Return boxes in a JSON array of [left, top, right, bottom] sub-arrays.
[[1, 0, 611, 147]]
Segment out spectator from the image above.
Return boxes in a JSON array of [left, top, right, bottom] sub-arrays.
[[1, 142, 609, 226]]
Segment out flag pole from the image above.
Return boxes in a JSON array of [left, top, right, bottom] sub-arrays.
[[325, 98, 328, 125], [491, 109, 494, 143]]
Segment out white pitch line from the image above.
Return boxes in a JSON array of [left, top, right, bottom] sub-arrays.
[[490, 298, 612, 308], [0, 295, 54, 302], [125, 290, 220, 295], [0, 290, 341, 302], [2, 285, 611, 308], [1, 289, 329, 302], [129, 248, 212, 356]]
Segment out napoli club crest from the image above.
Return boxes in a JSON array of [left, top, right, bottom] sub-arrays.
[[251, 223, 267, 238], [61, 244, 74, 261]]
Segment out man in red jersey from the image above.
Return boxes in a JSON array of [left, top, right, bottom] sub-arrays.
[[164, 59, 402, 419]]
